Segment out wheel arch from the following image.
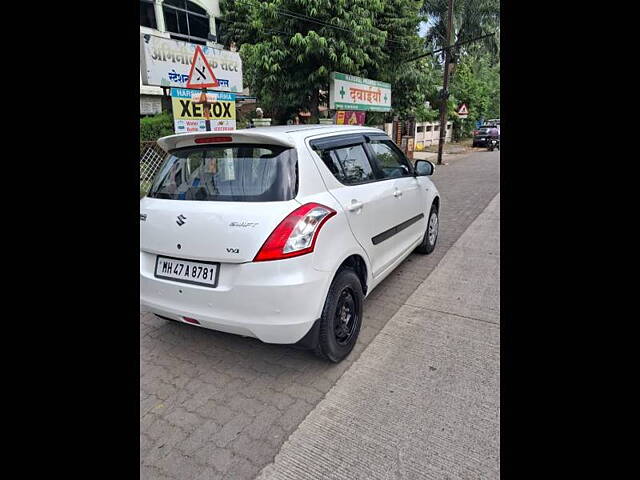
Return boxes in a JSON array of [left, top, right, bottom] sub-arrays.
[[431, 195, 440, 212], [336, 253, 369, 296], [294, 251, 369, 351]]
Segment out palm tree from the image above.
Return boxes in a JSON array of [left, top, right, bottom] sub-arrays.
[[421, 0, 500, 64]]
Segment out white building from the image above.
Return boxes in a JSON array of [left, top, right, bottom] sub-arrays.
[[139, 0, 223, 116], [414, 121, 453, 150]]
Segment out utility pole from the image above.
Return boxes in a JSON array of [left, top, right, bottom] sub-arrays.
[[437, 0, 454, 165]]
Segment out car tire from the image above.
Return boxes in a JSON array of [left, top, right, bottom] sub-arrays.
[[314, 268, 364, 363], [415, 204, 439, 254]]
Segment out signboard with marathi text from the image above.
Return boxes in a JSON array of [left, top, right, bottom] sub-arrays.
[[141, 34, 242, 92], [329, 72, 391, 112], [336, 111, 366, 125], [171, 88, 236, 133]]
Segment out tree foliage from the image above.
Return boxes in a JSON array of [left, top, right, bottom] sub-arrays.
[[218, 0, 500, 130], [449, 55, 500, 137], [368, 0, 435, 119], [421, 0, 500, 62], [220, 0, 387, 123], [420, 0, 500, 137]]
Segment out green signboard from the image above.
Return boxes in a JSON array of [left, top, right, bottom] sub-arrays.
[[329, 72, 392, 112]]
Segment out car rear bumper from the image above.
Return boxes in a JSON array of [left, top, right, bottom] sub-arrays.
[[140, 250, 333, 344]]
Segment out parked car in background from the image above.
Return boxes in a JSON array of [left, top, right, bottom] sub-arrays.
[[472, 125, 500, 147], [140, 125, 440, 362]]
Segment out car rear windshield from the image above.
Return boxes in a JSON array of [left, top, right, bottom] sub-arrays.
[[148, 144, 297, 202]]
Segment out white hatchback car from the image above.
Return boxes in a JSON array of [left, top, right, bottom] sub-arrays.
[[140, 125, 440, 362]]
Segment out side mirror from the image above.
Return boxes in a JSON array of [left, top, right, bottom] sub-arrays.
[[414, 160, 435, 176]]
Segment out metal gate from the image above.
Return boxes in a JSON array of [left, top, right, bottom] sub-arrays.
[[140, 141, 166, 197]]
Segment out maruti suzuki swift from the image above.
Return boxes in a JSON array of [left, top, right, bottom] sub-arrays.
[[140, 125, 440, 362]]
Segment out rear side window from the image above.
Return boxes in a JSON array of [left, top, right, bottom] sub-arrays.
[[318, 144, 375, 185], [148, 144, 297, 202]]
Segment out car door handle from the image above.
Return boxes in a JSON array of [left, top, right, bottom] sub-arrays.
[[393, 190, 403, 198], [347, 200, 364, 212]]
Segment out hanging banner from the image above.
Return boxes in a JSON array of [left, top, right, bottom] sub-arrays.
[[336, 111, 366, 125], [141, 34, 242, 92], [171, 88, 236, 133], [329, 72, 391, 112]]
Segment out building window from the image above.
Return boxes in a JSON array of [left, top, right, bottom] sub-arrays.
[[447, 124, 452, 130], [163, 0, 210, 44], [214, 18, 224, 44], [426, 126, 432, 132], [417, 126, 424, 133], [140, 0, 157, 29]]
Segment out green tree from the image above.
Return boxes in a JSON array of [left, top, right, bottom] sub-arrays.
[[220, 0, 388, 124], [421, 0, 500, 62], [449, 54, 499, 138], [420, 1, 500, 138], [369, 0, 435, 119]]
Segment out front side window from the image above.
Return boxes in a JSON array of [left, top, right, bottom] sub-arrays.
[[148, 145, 297, 202], [319, 144, 375, 185], [369, 141, 411, 179]]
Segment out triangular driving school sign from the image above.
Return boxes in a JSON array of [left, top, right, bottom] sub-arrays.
[[457, 103, 469, 115], [186, 46, 219, 89]]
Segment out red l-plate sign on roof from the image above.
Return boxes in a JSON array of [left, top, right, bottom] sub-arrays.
[[186, 45, 220, 89]]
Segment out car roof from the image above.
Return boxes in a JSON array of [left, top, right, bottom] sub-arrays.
[[234, 124, 384, 136], [157, 125, 387, 151]]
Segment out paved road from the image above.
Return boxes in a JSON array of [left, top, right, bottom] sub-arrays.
[[140, 150, 500, 479], [258, 193, 500, 480]]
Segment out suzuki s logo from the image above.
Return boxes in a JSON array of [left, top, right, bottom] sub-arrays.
[[176, 214, 187, 226]]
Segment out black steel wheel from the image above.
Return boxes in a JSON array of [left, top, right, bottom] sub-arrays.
[[314, 268, 363, 363], [334, 288, 359, 346]]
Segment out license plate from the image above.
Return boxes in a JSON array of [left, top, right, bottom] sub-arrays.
[[154, 256, 219, 288]]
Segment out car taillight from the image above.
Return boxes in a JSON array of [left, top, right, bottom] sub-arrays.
[[253, 203, 336, 262]]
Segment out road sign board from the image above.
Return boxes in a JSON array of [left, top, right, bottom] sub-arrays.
[[186, 45, 219, 89], [457, 103, 469, 117]]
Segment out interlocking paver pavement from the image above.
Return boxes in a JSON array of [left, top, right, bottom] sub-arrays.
[[140, 150, 500, 479]]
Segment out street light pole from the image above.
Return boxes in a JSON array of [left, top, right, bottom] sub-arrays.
[[437, 0, 455, 166]]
